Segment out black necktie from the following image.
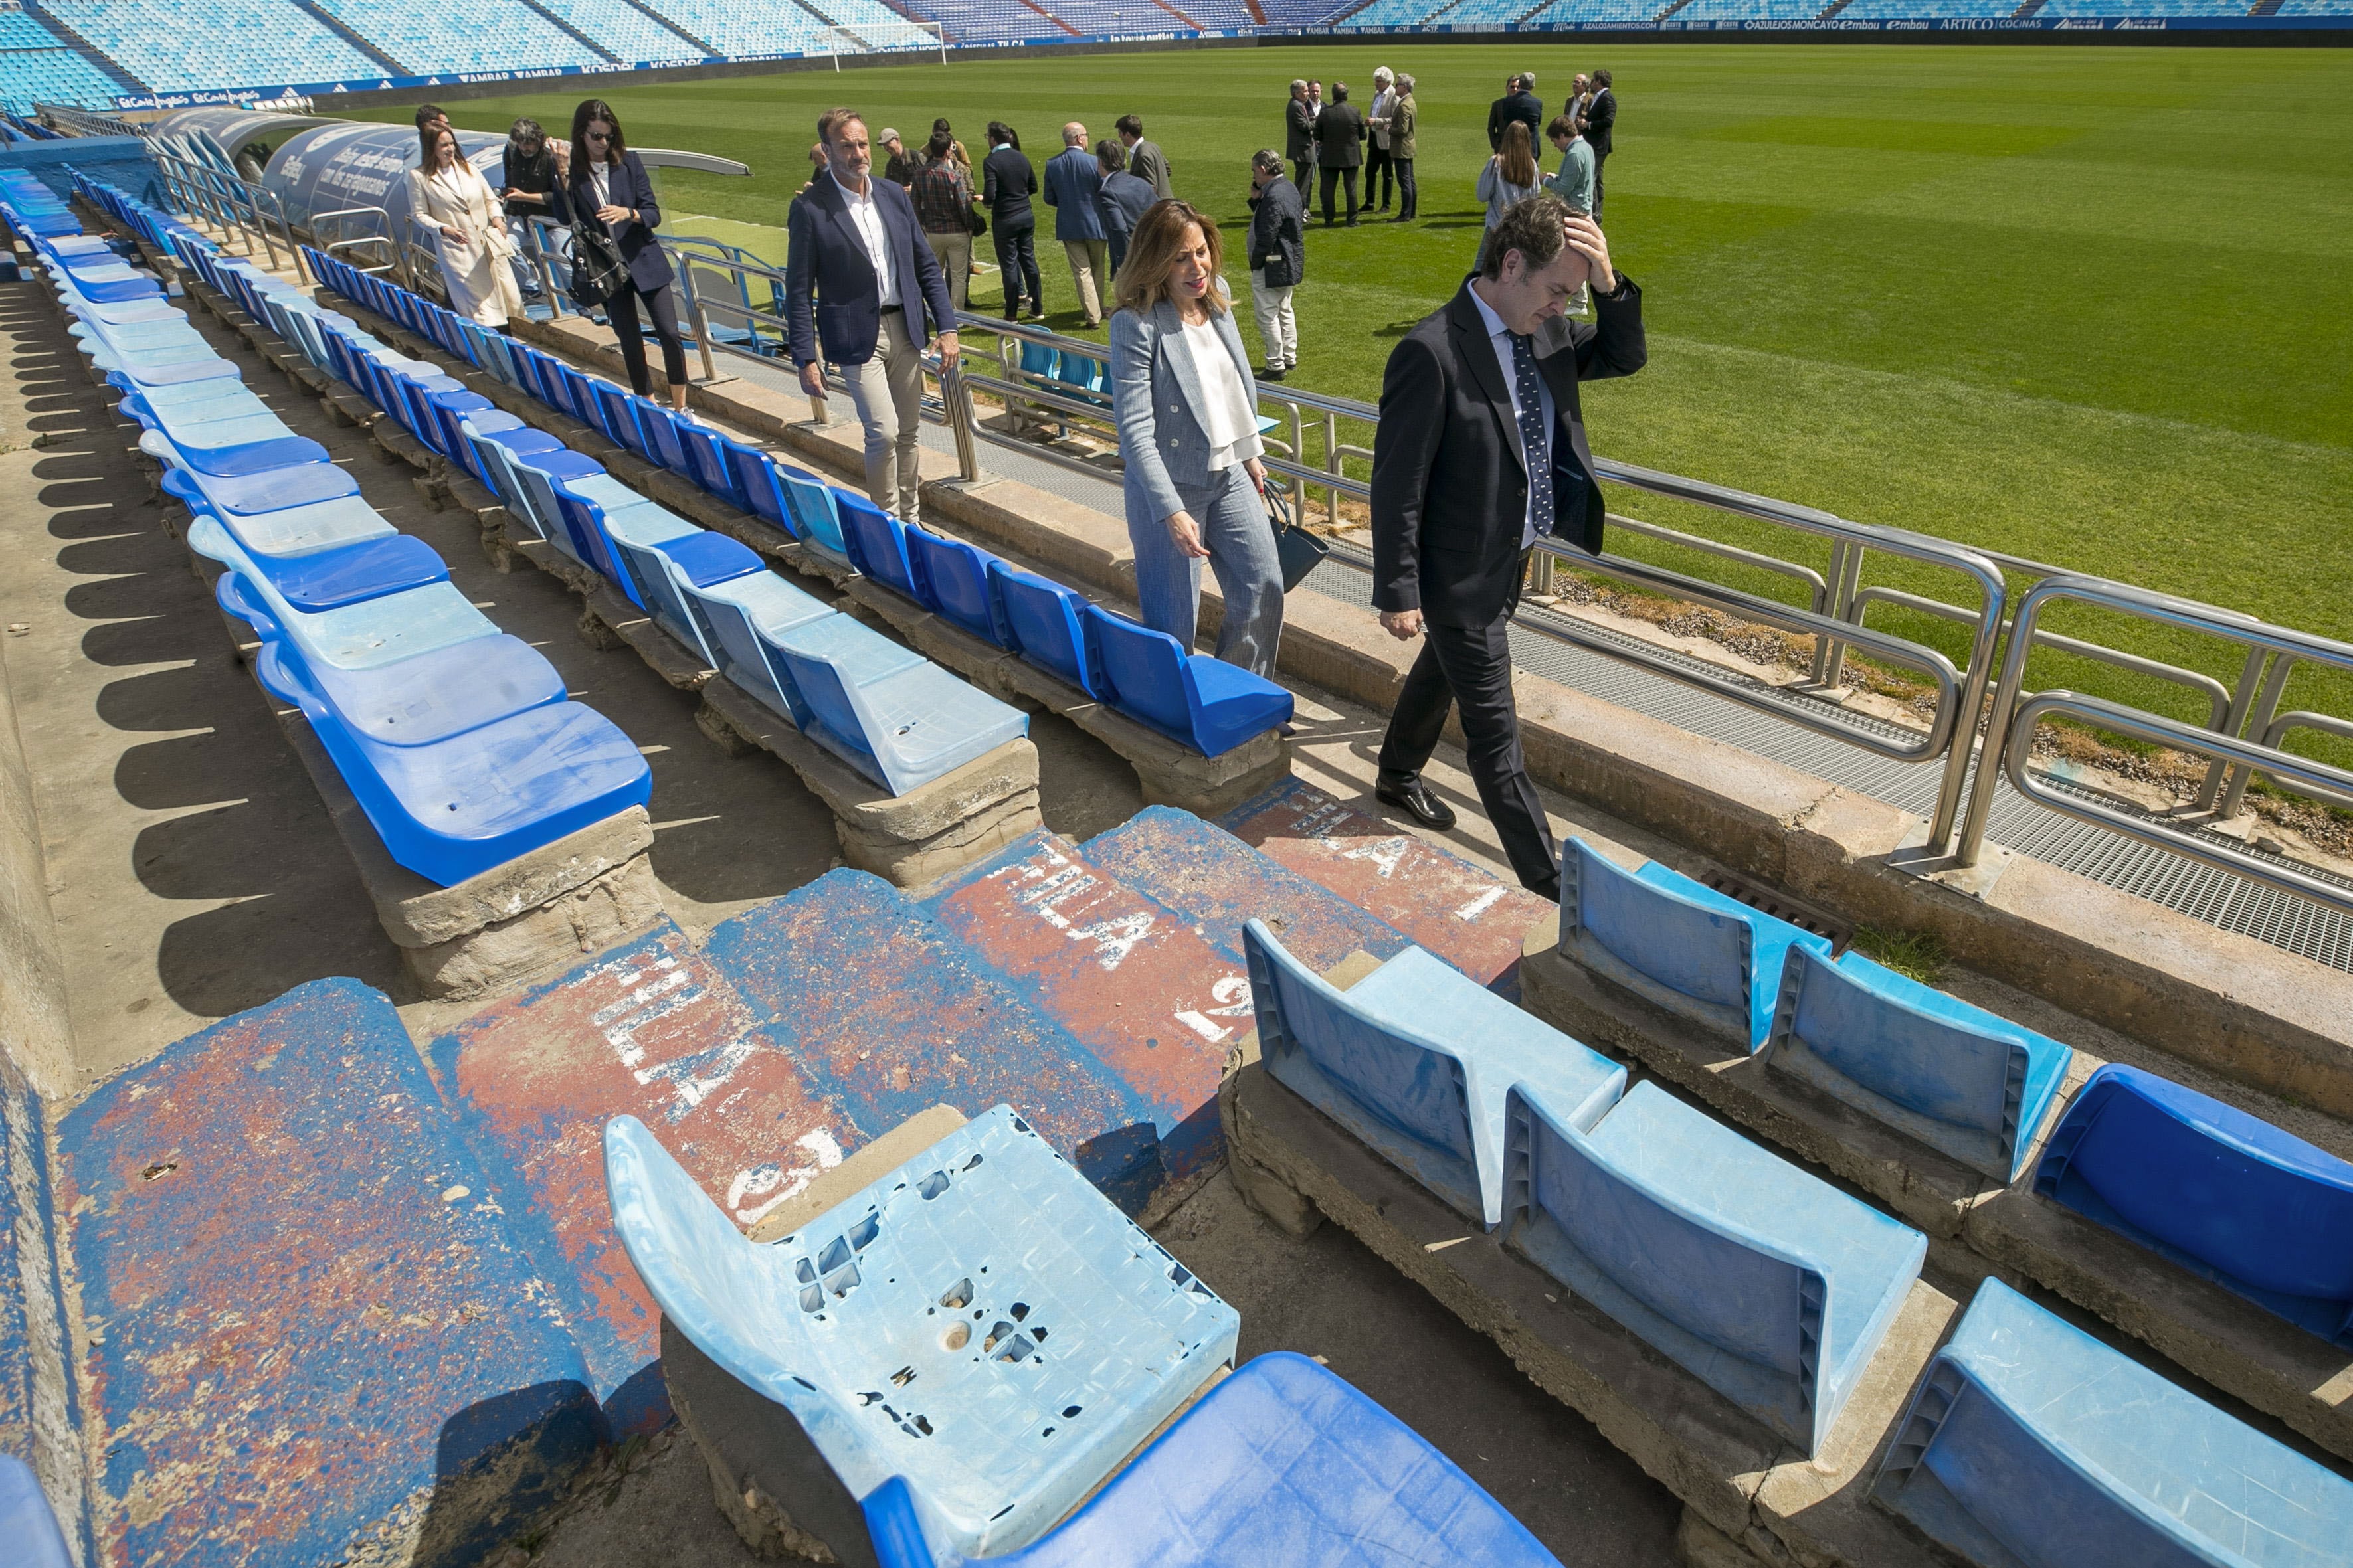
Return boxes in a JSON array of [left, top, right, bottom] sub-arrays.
[[1509, 330, 1554, 539]]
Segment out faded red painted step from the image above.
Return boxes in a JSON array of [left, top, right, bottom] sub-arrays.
[[430, 921, 866, 1435], [917, 828, 1252, 1181], [1218, 780, 1553, 998]]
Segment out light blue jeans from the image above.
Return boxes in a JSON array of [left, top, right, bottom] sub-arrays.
[[1125, 464, 1285, 679]]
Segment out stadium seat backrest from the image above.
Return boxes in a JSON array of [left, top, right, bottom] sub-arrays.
[[678, 572, 833, 729], [763, 614, 926, 774], [837, 494, 930, 606], [903, 529, 1015, 648], [721, 442, 795, 534], [1018, 338, 1058, 381], [988, 562, 1107, 698], [636, 399, 690, 476], [1765, 948, 2072, 1183], [678, 424, 750, 511], [2033, 1065, 2353, 1346], [592, 379, 650, 459], [646, 531, 765, 666], [1561, 839, 1831, 1051], [1083, 606, 1192, 737], [776, 467, 848, 555], [1874, 1278, 2353, 1568]]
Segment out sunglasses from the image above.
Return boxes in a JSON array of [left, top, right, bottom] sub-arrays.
[[585, 129, 612, 143]]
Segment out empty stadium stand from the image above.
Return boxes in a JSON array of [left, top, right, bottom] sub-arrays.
[[0, 9, 124, 112], [31, 0, 379, 95], [630, 0, 845, 54], [310, 0, 611, 73], [533, 0, 713, 58]]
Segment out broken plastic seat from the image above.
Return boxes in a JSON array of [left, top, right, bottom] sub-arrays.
[[904, 529, 1018, 648], [1245, 919, 1624, 1229], [1084, 606, 1294, 758], [1558, 837, 1834, 1051], [860, 1351, 1563, 1568], [1764, 947, 2075, 1183], [1873, 1278, 2353, 1568], [777, 464, 850, 555], [603, 1105, 1241, 1565], [675, 569, 836, 729], [2033, 1065, 2353, 1347], [605, 518, 763, 667], [1505, 1079, 1926, 1457], [763, 613, 1030, 798], [255, 639, 650, 887], [988, 561, 1108, 699]]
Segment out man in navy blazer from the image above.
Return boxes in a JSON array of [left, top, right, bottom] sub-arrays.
[[787, 107, 961, 523], [1042, 122, 1108, 329]]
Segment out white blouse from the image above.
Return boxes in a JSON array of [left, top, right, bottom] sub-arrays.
[[1181, 315, 1262, 472]]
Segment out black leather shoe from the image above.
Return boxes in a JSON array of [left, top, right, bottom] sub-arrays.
[[1375, 779, 1456, 831]]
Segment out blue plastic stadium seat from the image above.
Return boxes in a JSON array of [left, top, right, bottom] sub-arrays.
[[678, 570, 837, 727], [678, 421, 753, 512], [165, 456, 363, 522], [554, 474, 680, 592], [203, 543, 498, 678], [764, 614, 1030, 797], [607, 521, 763, 666], [0, 1455, 72, 1568], [902, 529, 1017, 649], [777, 465, 850, 555], [860, 1352, 1564, 1568], [500, 446, 611, 552], [1245, 919, 1624, 1229], [1083, 606, 1293, 758], [136, 415, 332, 479], [1763, 948, 2074, 1183], [214, 531, 448, 614], [256, 640, 650, 887], [2033, 1065, 2353, 1346], [988, 561, 1108, 699], [1873, 1278, 2353, 1568], [603, 1106, 1240, 1565], [1559, 838, 1834, 1051], [721, 440, 797, 535], [840, 493, 933, 605], [456, 416, 565, 490], [293, 634, 567, 746], [634, 399, 692, 477], [164, 474, 394, 561], [591, 379, 650, 459], [1505, 1080, 1925, 1456]]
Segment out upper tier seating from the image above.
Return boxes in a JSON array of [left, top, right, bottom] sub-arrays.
[[904, 0, 1070, 43], [308, 0, 609, 72], [1507, 1078, 1924, 1457], [2041, 0, 2255, 11], [628, 0, 838, 56], [0, 11, 127, 112], [1558, 836, 1832, 1051], [604, 1106, 1242, 1563], [2034, 1064, 2353, 1348], [531, 0, 711, 59], [1675, 0, 1828, 16], [1521, 0, 1679, 23], [1875, 1279, 2353, 1568], [1839, 0, 2021, 15], [38, 0, 377, 93], [858, 1353, 1566, 1568], [1763, 945, 2074, 1182], [821, 0, 943, 46], [1261, 0, 1354, 20], [1244, 920, 1625, 1229]]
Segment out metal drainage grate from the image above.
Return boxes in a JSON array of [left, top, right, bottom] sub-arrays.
[[1697, 868, 1855, 956]]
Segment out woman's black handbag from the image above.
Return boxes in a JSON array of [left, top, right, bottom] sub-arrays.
[[965, 202, 988, 239], [568, 220, 626, 308], [1268, 483, 1329, 593]]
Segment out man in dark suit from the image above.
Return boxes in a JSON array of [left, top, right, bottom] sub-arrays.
[[1093, 137, 1158, 276], [1368, 195, 1645, 898], [1314, 81, 1367, 227], [786, 107, 961, 524], [1285, 79, 1317, 195], [1486, 75, 1543, 152], [1582, 69, 1616, 218], [1115, 113, 1172, 201]]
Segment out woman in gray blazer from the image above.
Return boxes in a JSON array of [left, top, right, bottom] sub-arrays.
[[1109, 200, 1284, 679]]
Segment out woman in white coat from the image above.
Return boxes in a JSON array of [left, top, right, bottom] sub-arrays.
[[407, 124, 521, 330]]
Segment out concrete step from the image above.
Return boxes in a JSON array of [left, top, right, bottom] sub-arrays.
[[58, 978, 604, 1568], [1217, 780, 1553, 999]]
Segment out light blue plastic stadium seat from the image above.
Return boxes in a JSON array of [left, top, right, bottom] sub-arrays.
[[677, 570, 837, 727], [199, 524, 499, 673], [290, 634, 567, 747], [0, 1454, 72, 1568], [1246, 919, 1625, 1229], [1083, 606, 1293, 758], [255, 638, 650, 887], [1505, 1080, 1925, 1456], [137, 414, 331, 479], [603, 1105, 1240, 1565], [1560, 837, 1834, 1051], [777, 466, 850, 555], [161, 470, 393, 561], [2033, 1065, 2353, 1347], [162, 454, 362, 521], [426, 390, 526, 470], [764, 614, 1029, 797], [120, 383, 270, 426], [502, 446, 611, 553], [860, 1351, 1564, 1568], [903, 528, 1018, 649], [456, 414, 565, 491], [988, 561, 1109, 699], [1873, 1278, 2353, 1568], [1763, 948, 2074, 1183], [554, 473, 682, 592], [840, 493, 933, 605], [608, 521, 763, 667]]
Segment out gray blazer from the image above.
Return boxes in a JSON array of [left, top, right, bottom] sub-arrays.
[[1111, 297, 1259, 524]]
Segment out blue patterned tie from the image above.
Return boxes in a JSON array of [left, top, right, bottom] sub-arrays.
[[1509, 330, 1554, 539]]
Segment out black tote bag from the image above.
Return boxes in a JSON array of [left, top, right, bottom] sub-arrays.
[[1267, 482, 1330, 593]]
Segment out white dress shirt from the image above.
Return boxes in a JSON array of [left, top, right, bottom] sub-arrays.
[[1370, 87, 1394, 149], [1180, 315, 1264, 472], [1467, 283, 1556, 549], [832, 169, 899, 308]]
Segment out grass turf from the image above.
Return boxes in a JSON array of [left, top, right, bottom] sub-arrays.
[[360, 44, 2353, 743]]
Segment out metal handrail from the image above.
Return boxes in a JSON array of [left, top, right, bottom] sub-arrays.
[[35, 103, 150, 139], [309, 206, 408, 286]]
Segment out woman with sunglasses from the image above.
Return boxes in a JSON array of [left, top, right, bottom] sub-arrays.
[[567, 99, 689, 413]]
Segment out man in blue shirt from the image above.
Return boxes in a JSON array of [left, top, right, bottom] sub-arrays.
[[1042, 121, 1108, 329]]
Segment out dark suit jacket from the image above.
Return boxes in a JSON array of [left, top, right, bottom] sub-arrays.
[[1042, 146, 1105, 242], [1314, 104, 1366, 169], [981, 145, 1036, 226], [1486, 91, 1544, 151], [1370, 276, 1646, 629], [567, 151, 671, 293], [1246, 175, 1305, 289], [1584, 87, 1616, 159], [1126, 137, 1173, 200], [1285, 98, 1317, 161], [1095, 170, 1158, 272], [783, 170, 959, 369]]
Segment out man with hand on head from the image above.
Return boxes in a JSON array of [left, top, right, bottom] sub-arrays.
[[1043, 120, 1109, 329], [785, 108, 961, 527], [1368, 195, 1644, 899]]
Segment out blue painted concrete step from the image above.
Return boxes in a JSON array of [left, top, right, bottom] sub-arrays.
[[59, 978, 603, 1568]]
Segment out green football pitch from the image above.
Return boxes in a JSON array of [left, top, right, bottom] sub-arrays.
[[361, 46, 2353, 734]]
